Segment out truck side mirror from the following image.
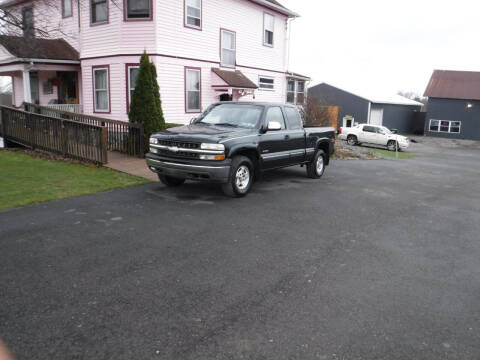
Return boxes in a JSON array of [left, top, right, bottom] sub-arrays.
[[267, 121, 282, 131]]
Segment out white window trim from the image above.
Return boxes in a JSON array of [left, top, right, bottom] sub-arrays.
[[263, 13, 274, 47], [286, 79, 306, 105], [127, 65, 139, 105], [258, 76, 274, 91], [185, 0, 201, 29], [429, 119, 461, 133], [220, 29, 236, 68], [186, 68, 201, 113], [93, 67, 109, 113]]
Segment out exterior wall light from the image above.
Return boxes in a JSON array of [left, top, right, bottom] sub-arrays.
[[467, 103, 473, 108]]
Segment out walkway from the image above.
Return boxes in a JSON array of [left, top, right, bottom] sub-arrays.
[[104, 151, 157, 181]]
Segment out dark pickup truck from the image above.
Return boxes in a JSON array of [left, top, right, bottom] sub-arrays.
[[146, 102, 335, 197]]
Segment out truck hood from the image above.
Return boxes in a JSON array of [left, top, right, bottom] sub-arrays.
[[152, 123, 255, 143], [387, 134, 408, 142]]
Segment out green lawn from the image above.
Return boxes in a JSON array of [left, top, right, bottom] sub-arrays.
[[371, 148, 416, 159], [0, 151, 149, 211]]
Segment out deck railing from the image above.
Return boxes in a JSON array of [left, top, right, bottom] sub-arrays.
[[23, 103, 145, 157], [0, 106, 107, 164], [44, 104, 83, 114]]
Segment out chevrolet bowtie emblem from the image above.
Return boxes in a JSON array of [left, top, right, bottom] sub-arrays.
[[168, 146, 179, 152]]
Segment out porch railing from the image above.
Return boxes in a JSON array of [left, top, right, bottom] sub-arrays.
[[44, 104, 83, 114], [0, 106, 107, 164], [23, 103, 145, 158]]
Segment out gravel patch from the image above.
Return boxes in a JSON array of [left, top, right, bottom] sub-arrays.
[[333, 140, 383, 160]]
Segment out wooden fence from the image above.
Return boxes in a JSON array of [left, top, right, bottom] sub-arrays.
[[23, 103, 145, 158], [0, 106, 107, 164]]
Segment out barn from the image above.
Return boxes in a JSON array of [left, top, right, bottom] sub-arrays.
[[308, 83, 424, 133], [424, 70, 480, 140]]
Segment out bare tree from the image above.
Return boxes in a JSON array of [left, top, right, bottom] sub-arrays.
[[0, 0, 121, 39], [398, 90, 428, 111], [301, 92, 338, 128]]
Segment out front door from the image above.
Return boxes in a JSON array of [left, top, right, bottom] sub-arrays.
[[57, 71, 78, 104], [259, 106, 291, 169], [29, 72, 39, 104]]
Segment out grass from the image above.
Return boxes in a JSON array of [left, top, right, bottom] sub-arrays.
[[370, 148, 416, 159], [0, 150, 150, 211]]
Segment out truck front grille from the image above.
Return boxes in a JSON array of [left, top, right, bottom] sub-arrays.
[[157, 140, 200, 149]]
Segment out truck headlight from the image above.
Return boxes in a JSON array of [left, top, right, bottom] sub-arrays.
[[150, 137, 158, 145], [199, 154, 226, 161], [201, 143, 224, 151]]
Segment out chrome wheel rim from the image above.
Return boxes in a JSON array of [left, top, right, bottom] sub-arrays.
[[316, 155, 324, 174], [235, 165, 250, 190], [388, 142, 396, 151], [348, 138, 355, 145]]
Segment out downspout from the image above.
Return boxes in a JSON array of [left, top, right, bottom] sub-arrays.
[[367, 101, 371, 124]]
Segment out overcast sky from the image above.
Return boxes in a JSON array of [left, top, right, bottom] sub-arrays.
[[281, 0, 480, 97]]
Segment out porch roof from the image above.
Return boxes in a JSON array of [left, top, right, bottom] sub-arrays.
[[0, 36, 79, 65], [211, 68, 258, 90]]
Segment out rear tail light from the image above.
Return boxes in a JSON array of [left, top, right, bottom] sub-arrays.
[[339, 127, 342, 134]]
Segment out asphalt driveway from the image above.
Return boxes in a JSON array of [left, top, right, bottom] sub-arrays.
[[1, 140, 480, 359]]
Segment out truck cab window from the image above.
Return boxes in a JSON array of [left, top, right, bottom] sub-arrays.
[[265, 107, 286, 129], [284, 107, 302, 130]]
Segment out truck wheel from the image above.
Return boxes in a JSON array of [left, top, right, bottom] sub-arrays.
[[158, 174, 186, 186], [222, 156, 254, 197], [387, 140, 398, 151], [347, 135, 357, 146], [306, 150, 326, 179]]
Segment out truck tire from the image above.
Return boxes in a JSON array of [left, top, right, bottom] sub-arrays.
[[158, 174, 186, 186], [347, 135, 357, 146], [306, 150, 326, 179], [222, 155, 254, 197]]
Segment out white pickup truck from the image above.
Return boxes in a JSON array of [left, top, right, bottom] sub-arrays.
[[338, 124, 410, 151]]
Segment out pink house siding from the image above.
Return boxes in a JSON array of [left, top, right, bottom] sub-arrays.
[[4, 0, 306, 125]]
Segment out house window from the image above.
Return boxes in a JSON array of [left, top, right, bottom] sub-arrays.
[[259, 76, 274, 90], [286, 79, 306, 105], [125, 0, 151, 19], [91, 0, 108, 24], [221, 29, 236, 67], [93, 67, 109, 112], [185, 0, 201, 29], [185, 68, 201, 113], [429, 119, 461, 133], [263, 13, 274, 46], [296, 81, 305, 104], [22, 7, 34, 37], [127, 65, 139, 108], [62, 0, 72, 17], [286, 79, 295, 103]]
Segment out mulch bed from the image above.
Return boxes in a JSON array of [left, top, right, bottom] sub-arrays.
[[332, 140, 383, 160]]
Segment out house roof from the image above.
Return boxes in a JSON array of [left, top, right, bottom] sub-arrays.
[[1, 0, 299, 16], [312, 82, 423, 106], [286, 71, 311, 81], [252, 0, 299, 17], [0, 35, 79, 62], [211, 68, 258, 89], [424, 70, 480, 101]]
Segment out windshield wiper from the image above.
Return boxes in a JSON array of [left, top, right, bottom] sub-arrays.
[[215, 123, 239, 127]]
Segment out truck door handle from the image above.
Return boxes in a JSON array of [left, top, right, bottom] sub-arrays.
[[284, 135, 290, 140]]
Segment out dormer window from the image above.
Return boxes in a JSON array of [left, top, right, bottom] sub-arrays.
[[125, 0, 151, 20], [185, 0, 201, 29], [263, 13, 274, 46]]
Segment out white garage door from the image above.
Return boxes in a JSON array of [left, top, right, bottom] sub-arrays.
[[370, 108, 384, 126]]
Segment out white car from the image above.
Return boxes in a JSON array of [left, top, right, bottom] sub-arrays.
[[338, 124, 410, 151]]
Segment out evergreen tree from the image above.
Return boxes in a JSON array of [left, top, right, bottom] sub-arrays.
[[128, 51, 165, 151]]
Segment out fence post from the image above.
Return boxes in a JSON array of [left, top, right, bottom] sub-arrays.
[[61, 120, 68, 157], [138, 125, 145, 158], [27, 112, 36, 150], [100, 126, 108, 164]]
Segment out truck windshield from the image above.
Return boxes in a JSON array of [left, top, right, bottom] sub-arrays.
[[196, 104, 263, 129]]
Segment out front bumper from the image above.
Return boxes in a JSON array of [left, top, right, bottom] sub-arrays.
[[146, 153, 231, 183]]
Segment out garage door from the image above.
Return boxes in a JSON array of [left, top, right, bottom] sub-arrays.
[[370, 108, 384, 126]]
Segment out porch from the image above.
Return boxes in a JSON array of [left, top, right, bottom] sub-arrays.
[[0, 35, 82, 112]]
